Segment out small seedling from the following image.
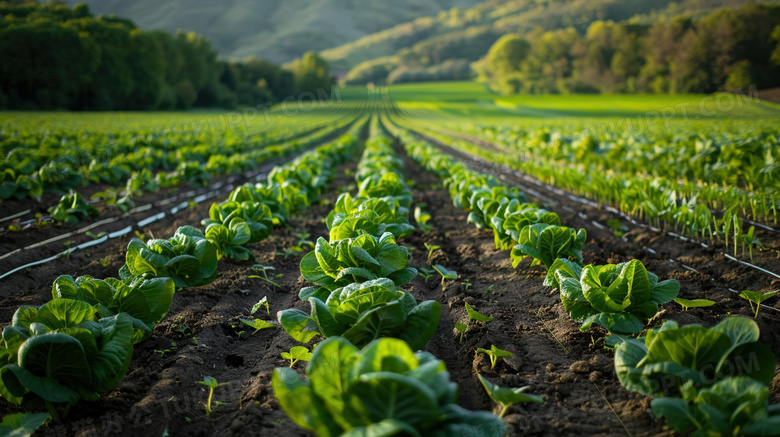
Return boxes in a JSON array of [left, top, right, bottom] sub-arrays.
[[415, 207, 433, 233], [424, 243, 441, 262], [251, 296, 270, 315], [739, 290, 779, 318], [674, 298, 715, 312], [455, 322, 467, 343], [433, 264, 458, 290], [463, 282, 472, 291], [487, 285, 495, 293], [281, 346, 312, 368], [276, 247, 303, 259], [239, 317, 276, 335], [191, 337, 199, 345], [465, 302, 493, 324], [249, 264, 281, 288], [62, 240, 72, 246], [100, 257, 111, 267], [740, 226, 764, 264], [271, 419, 286, 426], [419, 267, 435, 283], [197, 376, 229, 417], [153, 349, 171, 357], [476, 345, 514, 369], [478, 374, 543, 418]]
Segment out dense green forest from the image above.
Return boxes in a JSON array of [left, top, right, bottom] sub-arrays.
[[337, 0, 780, 94], [0, 1, 336, 110], [477, 3, 780, 94]]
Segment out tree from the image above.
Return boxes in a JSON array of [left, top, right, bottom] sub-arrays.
[[483, 34, 530, 93]]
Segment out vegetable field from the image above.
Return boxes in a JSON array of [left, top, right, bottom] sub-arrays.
[[2, 86, 780, 437]]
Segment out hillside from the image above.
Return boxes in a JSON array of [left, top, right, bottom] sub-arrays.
[[322, 0, 780, 79], [64, 0, 482, 64]]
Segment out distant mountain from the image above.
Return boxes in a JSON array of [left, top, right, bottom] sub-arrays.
[[65, 0, 483, 64]]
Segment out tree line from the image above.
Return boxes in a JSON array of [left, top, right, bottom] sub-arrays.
[[478, 2, 780, 94], [0, 1, 336, 110]]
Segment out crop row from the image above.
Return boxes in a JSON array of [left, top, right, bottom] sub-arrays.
[[449, 120, 780, 224], [3, 114, 360, 233], [271, 117, 510, 436], [407, 122, 773, 265], [384, 117, 780, 436], [0, 119, 367, 433]]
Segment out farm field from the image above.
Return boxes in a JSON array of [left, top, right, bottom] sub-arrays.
[[1, 87, 780, 437]]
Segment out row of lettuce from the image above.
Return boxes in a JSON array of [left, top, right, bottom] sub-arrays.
[[271, 118, 510, 436], [0, 120, 366, 432], [9, 115, 359, 230], [415, 122, 774, 263], [384, 116, 780, 436]]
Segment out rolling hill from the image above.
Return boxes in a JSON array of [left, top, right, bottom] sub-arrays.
[[65, 0, 483, 64]]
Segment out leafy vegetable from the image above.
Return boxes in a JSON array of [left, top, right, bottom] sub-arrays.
[[202, 200, 273, 244], [549, 259, 679, 337], [614, 317, 776, 398], [119, 226, 218, 289], [51, 275, 175, 343], [511, 223, 586, 270], [278, 278, 440, 350], [205, 217, 256, 261], [48, 191, 98, 225], [326, 193, 414, 241], [299, 232, 417, 297], [272, 337, 506, 436], [651, 377, 780, 436], [478, 374, 543, 418], [0, 300, 135, 421]]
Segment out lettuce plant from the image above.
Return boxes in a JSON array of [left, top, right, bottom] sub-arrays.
[[202, 200, 273, 244], [272, 337, 506, 437], [614, 317, 776, 398], [119, 226, 218, 289], [652, 376, 780, 436], [278, 278, 440, 350], [357, 172, 412, 208], [48, 191, 99, 225], [510, 223, 586, 270], [326, 193, 413, 241], [0, 300, 135, 421], [51, 275, 175, 343], [205, 217, 255, 261], [545, 259, 679, 337], [299, 232, 417, 298]]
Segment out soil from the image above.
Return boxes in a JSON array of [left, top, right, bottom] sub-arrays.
[[1, 124, 779, 437]]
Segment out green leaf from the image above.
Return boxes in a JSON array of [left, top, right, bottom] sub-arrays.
[[272, 367, 341, 437], [0, 412, 51, 437], [674, 298, 715, 309], [465, 302, 493, 323], [277, 309, 319, 343], [478, 374, 544, 407], [432, 264, 457, 280]]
